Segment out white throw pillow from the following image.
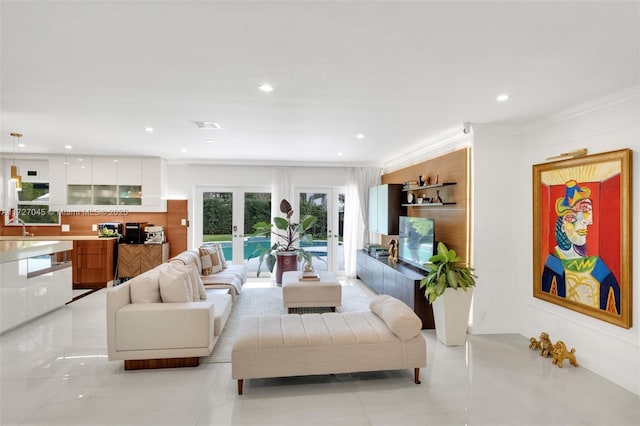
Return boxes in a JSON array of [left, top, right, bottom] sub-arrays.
[[170, 262, 207, 301], [369, 295, 422, 341], [129, 269, 162, 303], [212, 243, 228, 269], [159, 269, 191, 303], [168, 263, 199, 302]]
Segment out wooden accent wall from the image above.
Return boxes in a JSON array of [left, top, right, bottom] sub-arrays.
[[381, 147, 470, 263], [166, 199, 188, 258]]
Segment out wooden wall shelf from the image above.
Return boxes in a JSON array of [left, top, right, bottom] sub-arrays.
[[402, 182, 456, 191]]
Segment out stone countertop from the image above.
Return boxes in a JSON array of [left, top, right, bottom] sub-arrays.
[[0, 236, 119, 241], [0, 240, 74, 264]]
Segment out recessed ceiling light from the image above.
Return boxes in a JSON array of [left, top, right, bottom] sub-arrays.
[[64, 145, 72, 149], [18, 143, 26, 148], [77, 158, 84, 162], [259, 83, 274, 93], [204, 139, 216, 143], [337, 152, 343, 156], [144, 127, 154, 132], [193, 121, 221, 129], [496, 94, 509, 102], [181, 148, 188, 153], [356, 133, 365, 139]]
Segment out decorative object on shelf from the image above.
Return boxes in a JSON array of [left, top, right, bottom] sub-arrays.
[[402, 180, 418, 190], [420, 241, 476, 346], [252, 199, 318, 284], [406, 192, 414, 204], [435, 190, 443, 203], [551, 341, 579, 368], [417, 197, 423, 204], [419, 175, 427, 186], [434, 175, 439, 184], [388, 239, 398, 262], [532, 149, 632, 329]]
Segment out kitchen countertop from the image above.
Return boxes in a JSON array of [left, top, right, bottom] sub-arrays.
[[0, 236, 119, 241], [0, 240, 74, 263]]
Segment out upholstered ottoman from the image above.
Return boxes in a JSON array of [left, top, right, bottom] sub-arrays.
[[231, 295, 427, 394], [282, 271, 342, 313]]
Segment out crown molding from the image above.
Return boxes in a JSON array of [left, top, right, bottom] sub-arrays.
[[165, 158, 385, 168], [524, 85, 640, 132], [383, 126, 472, 173]]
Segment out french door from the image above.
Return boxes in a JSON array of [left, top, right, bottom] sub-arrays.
[[195, 187, 271, 275], [297, 188, 345, 275]]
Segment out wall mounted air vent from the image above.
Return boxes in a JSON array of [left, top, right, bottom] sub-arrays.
[[192, 121, 220, 129]]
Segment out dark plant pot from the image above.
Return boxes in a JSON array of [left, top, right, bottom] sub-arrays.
[[276, 251, 298, 285]]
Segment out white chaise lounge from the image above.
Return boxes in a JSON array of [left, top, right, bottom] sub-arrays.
[[231, 295, 426, 394]]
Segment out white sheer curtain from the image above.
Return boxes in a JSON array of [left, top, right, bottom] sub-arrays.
[[343, 167, 382, 277], [270, 167, 294, 246]]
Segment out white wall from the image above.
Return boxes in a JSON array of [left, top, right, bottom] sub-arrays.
[[470, 125, 524, 334], [166, 163, 350, 247], [471, 87, 640, 395]]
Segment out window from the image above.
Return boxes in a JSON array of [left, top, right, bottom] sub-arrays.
[[16, 182, 60, 225]]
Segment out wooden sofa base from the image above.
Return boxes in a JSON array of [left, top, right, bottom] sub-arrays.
[[124, 357, 200, 370], [236, 368, 421, 395]]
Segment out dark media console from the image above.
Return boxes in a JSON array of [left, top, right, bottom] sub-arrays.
[[356, 250, 435, 329]]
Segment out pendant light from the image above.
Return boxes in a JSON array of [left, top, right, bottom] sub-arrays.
[[10, 132, 23, 190], [10, 133, 22, 181]]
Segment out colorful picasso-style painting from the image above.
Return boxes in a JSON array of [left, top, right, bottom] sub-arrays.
[[532, 149, 632, 328]]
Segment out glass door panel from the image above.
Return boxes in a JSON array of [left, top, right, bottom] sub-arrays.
[[202, 191, 234, 262], [243, 192, 271, 275], [299, 192, 329, 272], [199, 188, 271, 273]]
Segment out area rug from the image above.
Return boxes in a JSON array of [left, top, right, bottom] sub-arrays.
[[202, 284, 374, 363]]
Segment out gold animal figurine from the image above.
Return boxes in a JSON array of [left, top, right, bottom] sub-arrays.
[[551, 341, 579, 368], [388, 239, 398, 262], [529, 337, 541, 351], [538, 332, 554, 358]]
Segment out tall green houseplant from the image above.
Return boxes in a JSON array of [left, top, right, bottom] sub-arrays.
[[252, 199, 317, 282], [420, 241, 476, 302]]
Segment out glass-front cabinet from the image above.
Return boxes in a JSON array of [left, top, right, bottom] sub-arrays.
[[67, 184, 93, 205], [93, 185, 118, 205], [118, 185, 142, 206]]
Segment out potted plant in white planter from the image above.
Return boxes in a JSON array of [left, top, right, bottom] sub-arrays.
[[252, 199, 317, 284], [420, 241, 477, 346]]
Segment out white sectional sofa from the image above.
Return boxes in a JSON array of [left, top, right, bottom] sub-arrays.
[[106, 261, 233, 370], [170, 249, 246, 301], [231, 295, 427, 394]]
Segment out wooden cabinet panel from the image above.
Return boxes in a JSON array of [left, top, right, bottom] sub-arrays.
[[118, 244, 141, 278], [118, 243, 169, 278], [72, 239, 116, 289]]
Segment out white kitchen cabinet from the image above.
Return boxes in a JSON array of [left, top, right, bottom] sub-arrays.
[[48, 157, 67, 210], [66, 157, 92, 184], [91, 157, 118, 185], [141, 158, 166, 212], [117, 158, 142, 185]]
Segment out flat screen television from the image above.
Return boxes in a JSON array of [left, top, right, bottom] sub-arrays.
[[398, 216, 435, 271]]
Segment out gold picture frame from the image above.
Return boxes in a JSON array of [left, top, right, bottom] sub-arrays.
[[532, 148, 633, 328]]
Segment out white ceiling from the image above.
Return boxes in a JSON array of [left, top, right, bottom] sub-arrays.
[[1, 1, 638, 166]]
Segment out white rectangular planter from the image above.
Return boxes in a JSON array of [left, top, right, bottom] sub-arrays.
[[432, 287, 473, 346]]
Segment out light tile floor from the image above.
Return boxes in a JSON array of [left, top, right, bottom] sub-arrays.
[[1, 278, 639, 425]]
